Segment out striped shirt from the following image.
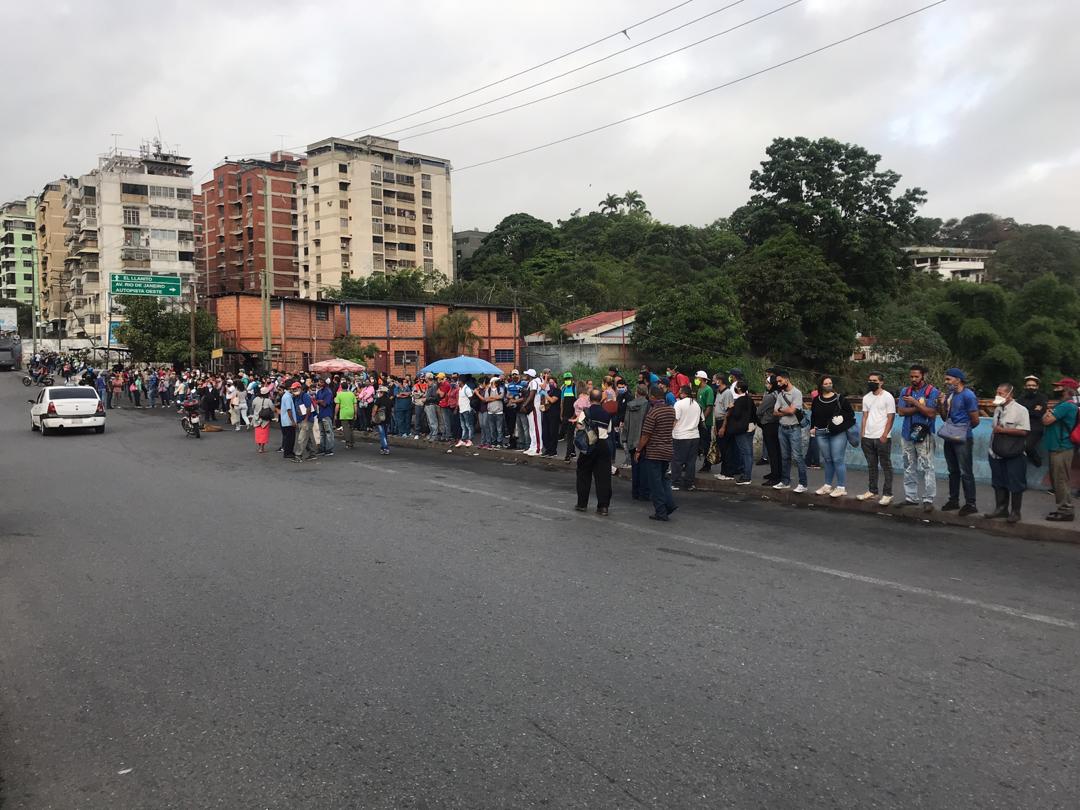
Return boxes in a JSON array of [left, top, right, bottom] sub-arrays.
[[641, 401, 676, 461]]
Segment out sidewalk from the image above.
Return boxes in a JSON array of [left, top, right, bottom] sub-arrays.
[[355, 432, 1079, 545]]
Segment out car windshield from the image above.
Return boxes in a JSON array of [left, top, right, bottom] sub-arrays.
[[49, 388, 100, 400]]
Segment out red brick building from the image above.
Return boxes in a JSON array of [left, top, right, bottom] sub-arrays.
[[209, 292, 522, 375], [199, 154, 302, 298]]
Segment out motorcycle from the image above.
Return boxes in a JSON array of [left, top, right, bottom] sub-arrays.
[[22, 373, 55, 387], [178, 400, 202, 438]]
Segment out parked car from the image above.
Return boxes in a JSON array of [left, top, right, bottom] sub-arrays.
[[29, 386, 106, 435]]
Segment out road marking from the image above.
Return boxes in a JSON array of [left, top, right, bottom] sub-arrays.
[[353, 462, 398, 474], [427, 479, 1078, 631]]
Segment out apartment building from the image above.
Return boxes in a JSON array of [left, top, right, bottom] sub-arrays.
[[453, 228, 488, 273], [36, 181, 69, 330], [199, 154, 301, 299], [297, 135, 453, 300], [0, 198, 39, 307], [905, 246, 994, 283], [63, 142, 196, 342], [192, 193, 206, 299]]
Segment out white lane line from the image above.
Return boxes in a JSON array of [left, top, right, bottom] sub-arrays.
[[427, 479, 1078, 631], [353, 462, 398, 474]]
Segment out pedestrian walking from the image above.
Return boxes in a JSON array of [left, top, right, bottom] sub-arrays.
[[372, 384, 393, 454], [251, 386, 275, 454], [335, 380, 358, 449]]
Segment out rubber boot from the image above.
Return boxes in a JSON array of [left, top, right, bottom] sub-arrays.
[[1007, 491, 1023, 523], [984, 488, 1009, 519]]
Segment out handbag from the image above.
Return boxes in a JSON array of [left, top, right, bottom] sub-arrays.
[[846, 424, 860, 448], [937, 420, 968, 443], [990, 411, 1026, 458]]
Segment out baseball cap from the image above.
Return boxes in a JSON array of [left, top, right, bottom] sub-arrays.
[[523, 368, 537, 377], [437, 372, 446, 379], [511, 369, 520, 375], [1051, 377, 1079, 390], [945, 367, 966, 382], [563, 372, 573, 380], [695, 370, 708, 380], [289, 381, 301, 390], [1023, 375, 1040, 382]]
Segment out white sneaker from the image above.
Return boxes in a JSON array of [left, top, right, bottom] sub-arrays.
[[878, 495, 893, 506], [773, 482, 791, 490], [793, 484, 808, 494], [455, 440, 465, 447], [829, 486, 847, 498], [856, 491, 875, 501], [815, 485, 833, 496]]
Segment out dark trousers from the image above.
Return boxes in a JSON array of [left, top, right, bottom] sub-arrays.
[[860, 437, 894, 495], [762, 422, 781, 482], [281, 424, 297, 458], [561, 419, 577, 459], [505, 409, 518, 447], [943, 437, 976, 505], [631, 454, 650, 500], [641, 458, 676, 517], [576, 441, 612, 508], [543, 409, 560, 455], [989, 454, 1027, 493], [670, 438, 698, 487]]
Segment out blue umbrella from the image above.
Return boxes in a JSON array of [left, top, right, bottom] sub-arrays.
[[420, 355, 504, 376]]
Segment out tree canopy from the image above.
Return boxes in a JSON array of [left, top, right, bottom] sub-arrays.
[[114, 295, 215, 363]]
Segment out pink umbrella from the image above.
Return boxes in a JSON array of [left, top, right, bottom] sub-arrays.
[[309, 358, 366, 373]]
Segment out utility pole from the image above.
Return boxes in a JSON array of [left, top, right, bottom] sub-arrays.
[[29, 243, 39, 358], [261, 173, 273, 371], [189, 281, 197, 371]]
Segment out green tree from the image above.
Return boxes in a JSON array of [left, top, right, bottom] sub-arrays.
[[730, 136, 927, 308], [466, 213, 560, 273], [985, 225, 1080, 290], [623, 189, 649, 216], [542, 319, 569, 343], [598, 193, 624, 214], [328, 267, 445, 301], [113, 295, 215, 363], [329, 335, 380, 363], [632, 275, 747, 370], [431, 310, 482, 356], [728, 231, 856, 368]]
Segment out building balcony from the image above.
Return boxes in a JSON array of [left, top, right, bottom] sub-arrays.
[[122, 259, 151, 269], [121, 193, 148, 204]]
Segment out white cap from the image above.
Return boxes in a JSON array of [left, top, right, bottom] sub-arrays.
[[695, 370, 708, 380], [523, 368, 537, 378], [511, 369, 520, 375]]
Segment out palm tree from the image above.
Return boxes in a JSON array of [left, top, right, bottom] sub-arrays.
[[542, 318, 570, 344], [598, 193, 624, 215], [431, 310, 482, 356], [623, 189, 649, 215]]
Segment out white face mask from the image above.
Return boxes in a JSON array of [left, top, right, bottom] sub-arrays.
[[993, 395, 1007, 406]]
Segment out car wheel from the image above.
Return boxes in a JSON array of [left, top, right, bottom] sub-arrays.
[[94, 425, 105, 434], [31, 416, 38, 431], [40, 421, 49, 437]]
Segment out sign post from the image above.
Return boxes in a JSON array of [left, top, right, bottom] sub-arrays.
[[109, 274, 182, 298]]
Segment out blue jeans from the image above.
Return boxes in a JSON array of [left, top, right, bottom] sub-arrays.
[[319, 416, 335, 453], [459, 411, 474, 442], [779, 425, 807, 486], [394, 403, 412, 436], [631, 454, 650, 500], [641, 458, 676, 517], [943, 437, 976, 506], [489, 412, 505, 445], [424, 403, 439, 438], [478, 411, 492, 445], [734, 431, 754, 482], [376, 423, 389, 451], [816, 431, 849, 487]]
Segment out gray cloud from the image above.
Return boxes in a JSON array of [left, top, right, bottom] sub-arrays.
[[2, 0, 1076, 229]]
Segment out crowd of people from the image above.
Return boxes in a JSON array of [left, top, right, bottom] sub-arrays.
[[59, 360, 1080, 526]]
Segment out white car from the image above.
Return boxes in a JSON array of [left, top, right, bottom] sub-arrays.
[[29, 385, 106, 435]]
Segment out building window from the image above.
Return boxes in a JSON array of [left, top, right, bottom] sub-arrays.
[[312, 167, 319, 177], [22, 261, 32, 269], [148, 185, 177, 199], [315, 304, 330, 321], [494, 349, 515, 364], [150, 229, 176, 241], [393, 350, 420, 365], [496, 310, 513, 323], [339, 163, 348, 174], [151, 250, 178, 261], [149, 205, 175, 219], [396, 308, 417, 322], [22, 272, 32, 280], [176, 188, 192, 200], [423, 259, 433, 271], [87, 314, 101, 324], [123, 206, 141, 225]]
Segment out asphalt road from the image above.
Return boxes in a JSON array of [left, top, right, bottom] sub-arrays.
[[1, 375, 1078, 809]]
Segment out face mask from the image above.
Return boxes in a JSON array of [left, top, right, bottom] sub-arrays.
[[946, 383, 956, 393], [866, 381, 880, 392], [821, 384, 833, 392], [1053, 388, 1064, 397], [993, 395, 1007, 406], [1023, 387, 1037, 395]]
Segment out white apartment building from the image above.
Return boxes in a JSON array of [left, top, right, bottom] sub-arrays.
[[905, 246, 994, 284], [63, 143, 196, 342], [297, 135, 453, 299]]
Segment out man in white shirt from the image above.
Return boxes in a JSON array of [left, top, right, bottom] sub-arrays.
[[522, 369, 544, 456], [671, 385, 703, 491], [858, 370, 896, 505]]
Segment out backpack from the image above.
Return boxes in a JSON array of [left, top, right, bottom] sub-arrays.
[[574, 422, 598, 455], [258, 401, 274, 421], [1068, 407, 1080, 447]]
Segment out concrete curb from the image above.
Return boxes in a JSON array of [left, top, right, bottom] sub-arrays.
[[360, 433, 1080, 546]]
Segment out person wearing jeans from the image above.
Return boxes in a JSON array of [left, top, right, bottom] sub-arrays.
[[634, 388, 677, 520], [772, 370, 807, 492], [938, 368, 980, 515]]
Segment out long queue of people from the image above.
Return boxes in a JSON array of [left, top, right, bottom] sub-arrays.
[[83, 361, 1080, 526]]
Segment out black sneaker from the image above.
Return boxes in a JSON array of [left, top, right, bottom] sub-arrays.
[[958, 504, 977, 517], [941, 501, 960, 511], [894, 499, 918, 507]]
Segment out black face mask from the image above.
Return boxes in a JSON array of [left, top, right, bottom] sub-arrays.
[[866, 381, 880, 392], [1021, 388, 1038, 397], [1053, 389, 1065, 397]]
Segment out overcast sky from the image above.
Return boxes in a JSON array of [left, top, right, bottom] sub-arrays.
[[4, 0, 1077, 231]]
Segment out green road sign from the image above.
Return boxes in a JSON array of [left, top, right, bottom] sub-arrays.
[[109, 273, 182, 297]]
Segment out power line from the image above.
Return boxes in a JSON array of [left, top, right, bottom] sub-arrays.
[[396, 0, 802, 141], [455, 0, 949, 173], [221, 0, 702, 161], [382, 0, 756, 138], [350, 0, 704, 135]]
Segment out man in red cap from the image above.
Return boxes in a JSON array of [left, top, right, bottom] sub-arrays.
[[1041, 377, 1079, 521]]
